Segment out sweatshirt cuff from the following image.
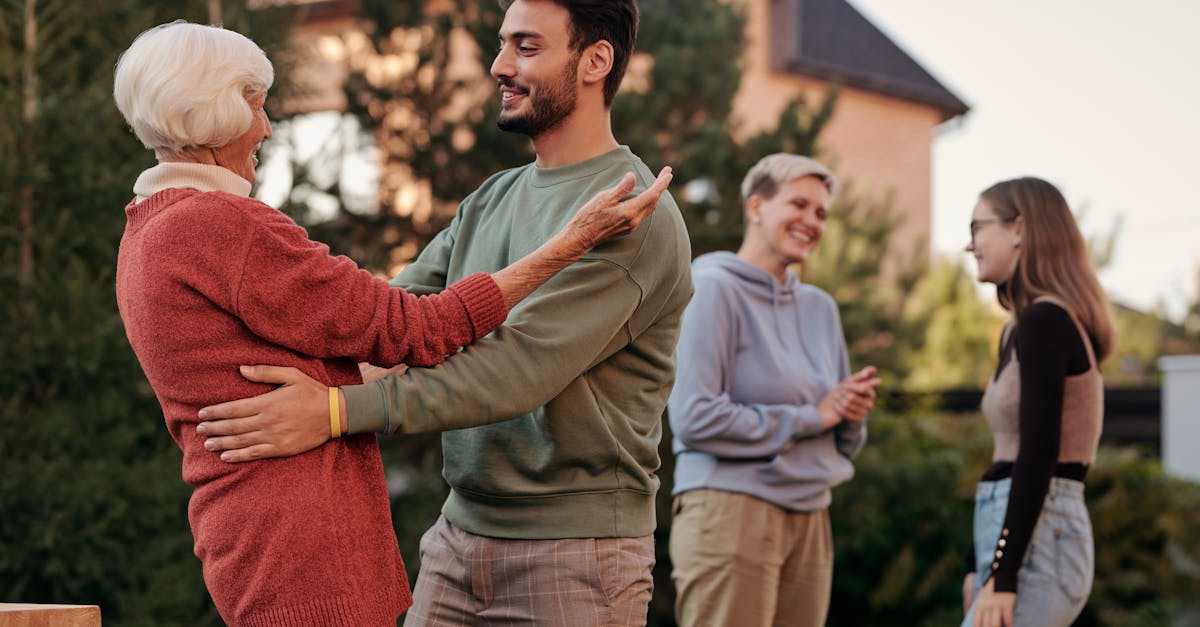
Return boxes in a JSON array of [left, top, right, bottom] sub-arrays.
[[791, 405, 826, 439], [343, 381, 390, 435], [447, 272, 507, 340]]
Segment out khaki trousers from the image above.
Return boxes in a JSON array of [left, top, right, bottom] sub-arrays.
[[669, 489, 833, 627], [403, 516, 655, 627]]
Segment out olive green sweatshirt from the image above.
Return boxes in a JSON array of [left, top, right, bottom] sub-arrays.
[[343, 147, 693, 539]]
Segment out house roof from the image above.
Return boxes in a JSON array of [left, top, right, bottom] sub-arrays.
[[778, 0, 970, 121]]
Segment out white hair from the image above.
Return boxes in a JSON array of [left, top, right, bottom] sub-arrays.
[[740, 153, 837, 205], [113, 21, 273, 157]]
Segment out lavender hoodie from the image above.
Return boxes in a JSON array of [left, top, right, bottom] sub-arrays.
[[669, 252, 866, 511]]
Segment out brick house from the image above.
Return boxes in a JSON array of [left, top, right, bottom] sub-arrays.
[[737, 0, 968, 261]]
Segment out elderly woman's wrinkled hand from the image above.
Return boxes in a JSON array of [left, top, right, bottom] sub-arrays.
[[566, 167, 673, 252]]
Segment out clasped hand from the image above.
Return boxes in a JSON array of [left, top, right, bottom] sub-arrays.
[[816, 366, 880, 429]]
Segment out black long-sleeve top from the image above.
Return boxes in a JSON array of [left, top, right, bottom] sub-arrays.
[[966, 301, 1093, 593]]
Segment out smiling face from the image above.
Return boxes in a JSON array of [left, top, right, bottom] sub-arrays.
[[211, 91, 271, 184], [490, 0, 581, 138], [965, 197, 1022, 285], [745, 175, 830, 274]]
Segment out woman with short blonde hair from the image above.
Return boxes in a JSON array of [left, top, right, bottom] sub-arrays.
[[669, 153, 879, 627]]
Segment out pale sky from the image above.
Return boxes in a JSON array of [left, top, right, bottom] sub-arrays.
[[849, 0, 1200, 321]]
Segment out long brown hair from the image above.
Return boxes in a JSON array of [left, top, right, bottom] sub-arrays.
[[981, 177, 1117, 361]]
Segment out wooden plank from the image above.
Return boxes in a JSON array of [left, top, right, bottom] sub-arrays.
[[0, 604, 101, 627]]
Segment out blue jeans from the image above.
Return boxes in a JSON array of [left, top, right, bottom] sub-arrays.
[[961, 477, 1093, 627]]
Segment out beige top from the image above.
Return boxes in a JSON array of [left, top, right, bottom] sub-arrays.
[[981, 296, 1104, 464]]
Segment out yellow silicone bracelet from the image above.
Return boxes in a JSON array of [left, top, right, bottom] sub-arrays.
[[329, 387, 341, 439]]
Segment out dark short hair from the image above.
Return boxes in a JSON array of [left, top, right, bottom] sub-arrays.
[[499, 0, 638, 106]]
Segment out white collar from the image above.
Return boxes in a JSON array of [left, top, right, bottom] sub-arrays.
[[133, 162, 252, 203]]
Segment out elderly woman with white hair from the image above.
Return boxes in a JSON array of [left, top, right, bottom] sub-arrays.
[[112, 21, 670, 626], [667, 153, 881, 627]]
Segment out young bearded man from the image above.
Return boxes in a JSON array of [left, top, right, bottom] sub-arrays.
[[194, 1, 692, 624]]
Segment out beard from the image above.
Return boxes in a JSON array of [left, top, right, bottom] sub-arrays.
[[496, 57, 579, 138]]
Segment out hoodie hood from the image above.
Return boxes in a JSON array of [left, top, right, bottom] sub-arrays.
[[691, 251, 800, 303]]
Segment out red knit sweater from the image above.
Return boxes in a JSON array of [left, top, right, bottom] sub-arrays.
[[116, 188, 506, 626]]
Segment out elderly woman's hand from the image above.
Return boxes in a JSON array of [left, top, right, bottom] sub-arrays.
[[487, 167, 674, 311], [563, 167, 673, 253]]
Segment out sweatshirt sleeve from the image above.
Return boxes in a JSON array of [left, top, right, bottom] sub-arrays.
[[667, 272, 829, 460], [989, 302, 1080, 593], [225, 197, 506, 367], [343, 253, 648, 434]]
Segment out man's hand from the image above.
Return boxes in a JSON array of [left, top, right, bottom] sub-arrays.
[[972, 576, 1016, 627], [816, 366, 881, 428], [196, 365, 331, 463]]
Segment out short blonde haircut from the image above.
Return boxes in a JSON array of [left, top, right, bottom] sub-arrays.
[[740, 153, 837, 205], [113, 21, 273, 157]]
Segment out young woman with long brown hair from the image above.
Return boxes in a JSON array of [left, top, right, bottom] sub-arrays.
[[960, 177, 1116, 627]]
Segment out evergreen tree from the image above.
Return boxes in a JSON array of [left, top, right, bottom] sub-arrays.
[[801, 184, 927, 386], [0, 2, 288, 623], [900, 256, 1004, 391], [273, 0, 525, 274]]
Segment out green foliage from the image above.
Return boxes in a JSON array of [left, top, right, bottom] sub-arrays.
[[802, 186, 928, 387], [0, 2, 289, 624], [900, 256, 1006, 390], [1105, 302, 1200, 386], [1186, 268, 1200, 339], [1079, 448, 1200, 626], [826, 412, 985, 626]]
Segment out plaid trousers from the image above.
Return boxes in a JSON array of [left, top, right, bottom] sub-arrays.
[[403, 515, 655, 626]]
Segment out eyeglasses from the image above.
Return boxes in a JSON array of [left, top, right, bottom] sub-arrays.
[[968, 218, 1013, 244]]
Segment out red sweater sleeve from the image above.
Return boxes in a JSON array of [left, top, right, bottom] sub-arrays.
[[212, 195, 506, 367]]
